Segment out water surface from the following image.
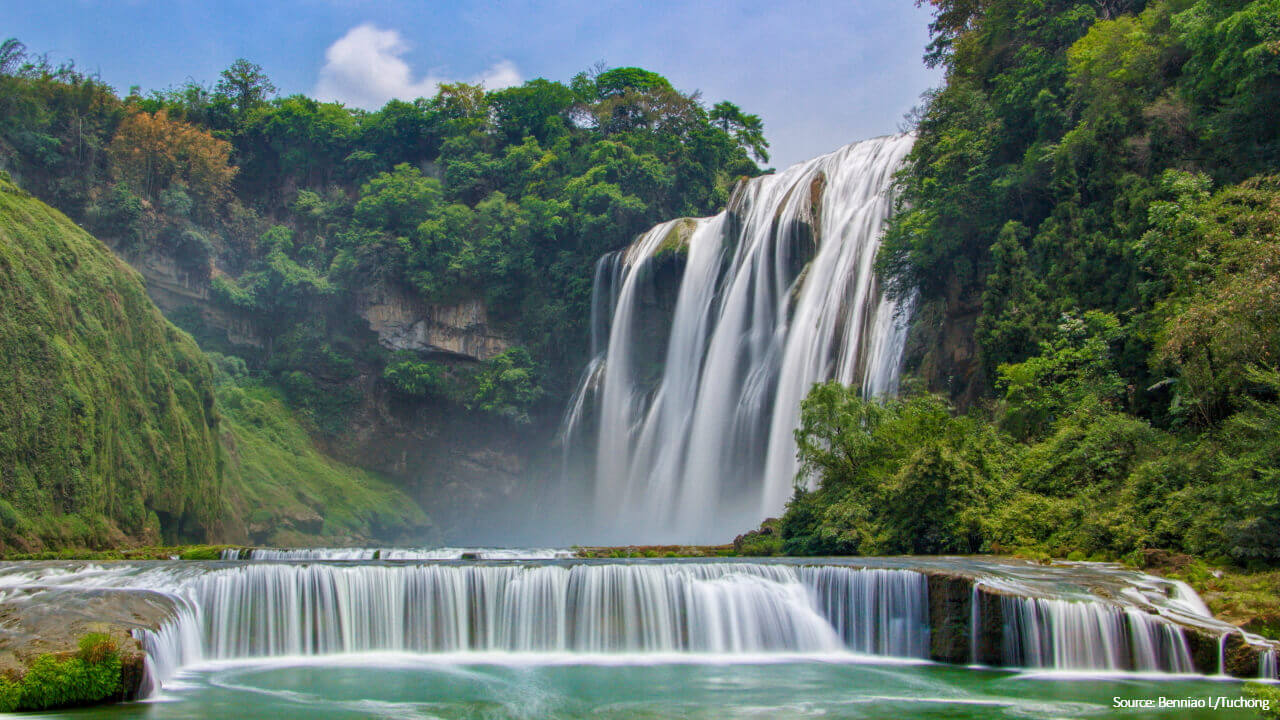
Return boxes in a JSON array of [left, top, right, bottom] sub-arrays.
[[30, 656, 1266, 719]]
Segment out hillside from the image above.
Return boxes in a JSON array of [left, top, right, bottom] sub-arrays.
[[771, 0, 1280, 565], [0, 172, 221, 549], [0, 172, 427, 550]]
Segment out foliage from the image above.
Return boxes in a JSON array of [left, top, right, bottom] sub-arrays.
[[467, 348, 545, 424], [784, 385, 1012, 555], [0, 634, 121, 712], [801, 0, 1280, 565], [886, 0, 1280, 392], [107, 110, 236, 217], [1150, 176, 1280, 425], [2, 45, 768, 435], [996, 310, 1126, 439], [1245, 683, 1280, 719], [733, 518, 784, 556], [215, 370, 431, 543], [382, 355, 446, 398], [0, 173, 222, 552]]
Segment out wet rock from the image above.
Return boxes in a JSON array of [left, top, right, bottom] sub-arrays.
[[927, 573, 973, 664]]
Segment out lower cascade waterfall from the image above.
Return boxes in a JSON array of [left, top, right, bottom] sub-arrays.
[[0, 557, 1272, 698], [140, 564, 927, 662], [994, 595, 1194, 673], [560, 135, 916, 543]]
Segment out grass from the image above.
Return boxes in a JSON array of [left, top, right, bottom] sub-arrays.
[[0, 174, 432, 552], [0, 544, 242, 561], [573, 545, 737, 559]]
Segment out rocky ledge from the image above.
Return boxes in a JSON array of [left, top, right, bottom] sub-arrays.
[[0, 584, 179, 708]]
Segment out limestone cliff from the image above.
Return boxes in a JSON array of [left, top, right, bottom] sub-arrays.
[[355, 282, 509, 361]]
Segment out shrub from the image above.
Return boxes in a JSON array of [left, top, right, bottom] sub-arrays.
[[0, 634, 121, 712]]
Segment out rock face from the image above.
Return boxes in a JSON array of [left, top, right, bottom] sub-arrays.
[[120, 248, 264, 348], [0, 584, 178, 702], [901, 279, 988, 409], [926, 573, 974, 664], [356, 282, 509, 361], [113, 240, 529, 543], [333, 376, 534, 543]]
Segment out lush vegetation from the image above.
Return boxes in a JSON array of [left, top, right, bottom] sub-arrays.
[[0, 634, 122, 712], [0, 173, 222, 550], [211, 353, 431, 545], [0, 43, 766, 435], [778, 0, 1280, 566], [0, 170, 427, 551]]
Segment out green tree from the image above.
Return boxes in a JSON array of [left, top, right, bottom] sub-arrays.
[[354, 163, 442, 237], [997, 310, 1126, 440], [468, 348, 544, 424], [710, 101, 770, 163], [215, 58, 276, 117]]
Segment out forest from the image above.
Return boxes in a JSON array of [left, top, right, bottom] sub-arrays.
[[0, 40, 766, 548]]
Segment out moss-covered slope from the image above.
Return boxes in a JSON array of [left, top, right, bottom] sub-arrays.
[[214, 375, 431, 545], [0, 173, 222, 550], [0, 174, 431, 550]]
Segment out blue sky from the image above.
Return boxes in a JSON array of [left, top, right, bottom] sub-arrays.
[[4, 1, 942, 168]]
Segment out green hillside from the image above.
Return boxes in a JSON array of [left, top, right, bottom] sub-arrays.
[[0, 172, 221, 549], [0, 172, 427, 551]]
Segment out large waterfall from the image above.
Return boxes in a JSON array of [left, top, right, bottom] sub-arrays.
[[560, 135, 915, 543]]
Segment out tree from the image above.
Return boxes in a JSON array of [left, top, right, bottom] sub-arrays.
[[467, 348, 544, 424], [490, 79, 575, 143], [785, 385, 1011, 555], [215, 58, 276, 116], [107, 110, 237, 214], [710, 101, 770, 163], [353, 163, 442, 237], [997, 311, 1126, 440], [0, 37, 26, 76], [1154, 177, 1280, 425]]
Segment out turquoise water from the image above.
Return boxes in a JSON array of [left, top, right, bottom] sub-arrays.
[[30, 656, 1267, 719]]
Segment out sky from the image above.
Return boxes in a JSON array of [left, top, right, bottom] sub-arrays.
[[4, 0, 942, 169]]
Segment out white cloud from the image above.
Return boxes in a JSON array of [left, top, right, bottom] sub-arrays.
[[476, 60, 521, 93], [314, 24, 521, 109]]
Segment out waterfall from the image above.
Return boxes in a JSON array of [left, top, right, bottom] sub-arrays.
[[0, 556, 1262, 697], [802, 567, 929, 656], [171, 563, 922, 659], [995, 595, 1193, 673], [134, 599, 204, 695], [224, 547, 577, 561], [1262, 649, 1278, 679], [562, 135, 915, 543]]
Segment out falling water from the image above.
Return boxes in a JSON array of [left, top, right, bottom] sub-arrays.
[[2, 556, 1270, 699], [562, 135, 915, 543], [1262, 649, 1278, 679], [995, 595, 1194, 673], [222, 547, 577, 561], [176, 563, 920, 658]]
